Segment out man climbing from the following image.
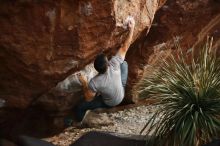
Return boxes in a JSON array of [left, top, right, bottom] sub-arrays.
[[76, 17, 135, 122]]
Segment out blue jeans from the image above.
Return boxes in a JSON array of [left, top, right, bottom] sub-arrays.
[[76, 95, 110, 121], [121, 61, 128, 87], [76, 61, 128, 121]]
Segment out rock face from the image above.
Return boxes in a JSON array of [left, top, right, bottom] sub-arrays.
[[126, 0, 220, 101], [0, 0, 165, 110], [1, 0, 220, 140]]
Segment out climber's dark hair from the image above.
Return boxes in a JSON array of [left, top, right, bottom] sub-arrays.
[[94, 53, 108, 74]]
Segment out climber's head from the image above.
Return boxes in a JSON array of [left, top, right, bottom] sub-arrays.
[[94, 53, 108, 74]]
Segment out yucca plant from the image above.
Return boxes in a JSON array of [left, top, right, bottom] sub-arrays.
[[137, 38, 220, 146]]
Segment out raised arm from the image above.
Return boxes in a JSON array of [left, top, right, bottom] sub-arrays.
[[77, 73, 96, 101], [118, 17, 135, 60]]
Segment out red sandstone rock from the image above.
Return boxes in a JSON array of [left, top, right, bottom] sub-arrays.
[[0, 0, 165, 110], [127, 0, 220, 101], [1, 0, 220, 140], [1, 0, 219, 112], [30, 0, 220, 110]]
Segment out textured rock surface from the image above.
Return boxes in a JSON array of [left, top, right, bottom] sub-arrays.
[[0, 0, 165, 110], [126, 0, 220, 101], [33, 63, 97, 111], [1, 0, 220, 141]]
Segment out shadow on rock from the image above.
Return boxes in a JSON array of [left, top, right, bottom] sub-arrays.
[[0, 108, 71, 142], [71, 131, 146, 146], [1, 131, 220, 146]]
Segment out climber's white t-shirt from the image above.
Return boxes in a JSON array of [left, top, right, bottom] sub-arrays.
[[88, 55, 124, 106]]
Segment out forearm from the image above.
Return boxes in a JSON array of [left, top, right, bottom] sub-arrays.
[[117, 17, 135, 59], [81, 80, 95, 101], [121, 27, 134, 52]]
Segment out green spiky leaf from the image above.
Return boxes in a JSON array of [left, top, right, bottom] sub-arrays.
[[137, 38, 220, 146]]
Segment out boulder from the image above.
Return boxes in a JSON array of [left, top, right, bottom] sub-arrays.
[[2, 0, 220, 141], [0, 0, 165, 140], [18, 136, 55, 146], [71, 131, 146, 146], [80, 111, 114, 128], [0, 0, 165, 110]]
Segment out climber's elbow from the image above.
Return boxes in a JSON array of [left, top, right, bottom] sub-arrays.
[[84, 89, 96, 102]]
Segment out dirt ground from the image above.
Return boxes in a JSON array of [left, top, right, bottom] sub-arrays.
[[44, 104, 159, 146]]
